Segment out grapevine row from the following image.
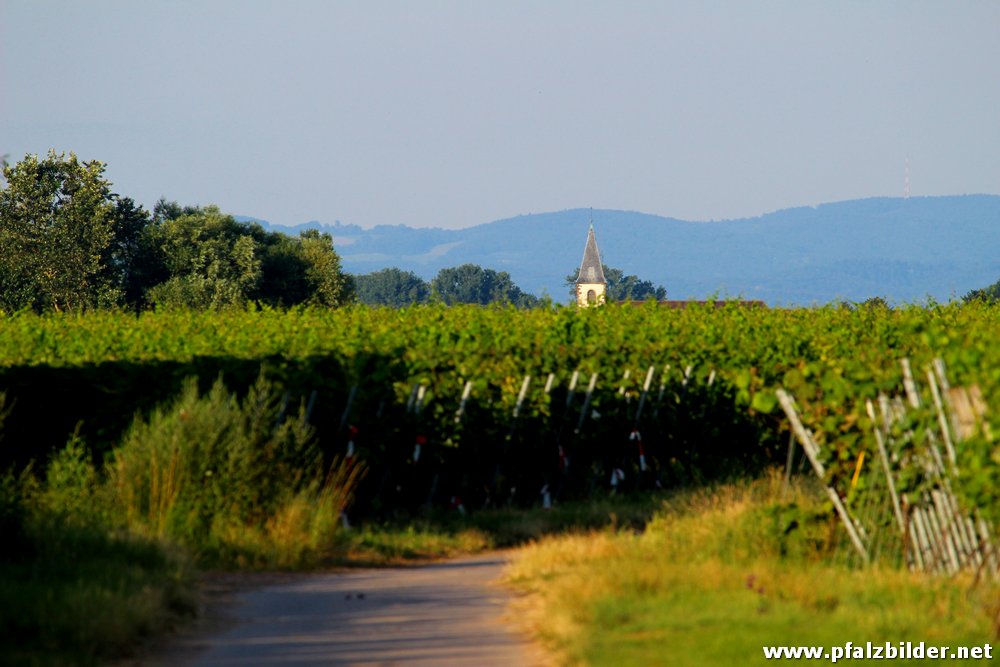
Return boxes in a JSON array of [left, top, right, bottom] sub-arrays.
[[0, 302, 996, 517]]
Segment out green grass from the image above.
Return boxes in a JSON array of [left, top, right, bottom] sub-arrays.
[[504, 473, 999, 666], [338, 524, 494, 564], [330, 495, 658, 566], [336, 493, 663, 565], [0, 375, 362, 665], [0, 521, 195, 667]]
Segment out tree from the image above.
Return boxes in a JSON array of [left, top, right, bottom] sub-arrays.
[[431, 264, 537, 306], [297, 229, 354, 307], [144, 205, 262, 309], [354, 268, 431, 306], [99, 196, 154, 309], [251, 229, 353, 307], [964, 278, 1000, 304], [0, 151, 128, 312], [143, 202, 353, 309], [565, 264, 666, 302], [254, 233, 312, 305], [0, 151, 353, 312]]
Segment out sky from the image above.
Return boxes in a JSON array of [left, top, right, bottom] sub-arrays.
[[2, 1, 999, 230]]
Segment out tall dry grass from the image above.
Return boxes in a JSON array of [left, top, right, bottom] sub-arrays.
[[107, 374, 363, 568], [504, 472, 998, 666]]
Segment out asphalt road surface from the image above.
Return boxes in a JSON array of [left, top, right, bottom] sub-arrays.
[[151, 553, 545, 666]]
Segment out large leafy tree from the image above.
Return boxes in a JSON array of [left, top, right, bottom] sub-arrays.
[[145, 202, 353, 309], [353, 267, 430, 306], [565, 264, 666, 302], [297, 229, 354, 307], [251, 228, 353, 307], [101, 196, 155, 308], [0, 151, 145, 312], [431, 263, 537, 306], [144, 205, 263, 309]]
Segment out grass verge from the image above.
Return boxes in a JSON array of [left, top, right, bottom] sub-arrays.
[[0, 375, 361, 665], [336, 493, 662, 565], [0, 520, 195, 667], [504, 472, 999, 666]]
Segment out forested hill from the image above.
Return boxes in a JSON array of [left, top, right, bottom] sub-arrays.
[[259, 195, 1000, 305]]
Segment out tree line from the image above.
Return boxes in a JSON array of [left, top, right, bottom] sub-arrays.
[[1, 151, 675, 312], [0, 152, 351, 312], [353, 265, 538, 307], [352, 263, 670, 306]]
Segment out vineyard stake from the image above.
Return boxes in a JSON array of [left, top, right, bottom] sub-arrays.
[[629, 366, 657, 474], [922, 504, 951, 574], [910, 361, 980, 567], [900, 358, 920, 408], [618, 369, 631, 397], [871, 385, 970, 572], [575, 372, 598, 435], [783, 431, 796, 493], [633, 365, 655, 426], [496, 375, 532, 498], [656, 364, 671, 403], [921, 500, 956, 574], [910, 506, 935, 573], [454, 380, 473, 423], [927, 442, 979, 566], [550, 370, 581, 490], [776, 389, 869, 564], [931, 488, 966, 570], [415, 384, 427, 415], [931, 359, 962, 442], [905, 508, 924, 572], [651, 363, 672, 420], [865, 399, 905, 534], [406, 383, 419, 413], [901, 358, 974, 566], [926, 364, 958, 466], [566, 370, 580, 407], [512, 375, 531, 419]]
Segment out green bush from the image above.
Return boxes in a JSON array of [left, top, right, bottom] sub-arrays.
[[108, 374, 361, 567], [38, 431, 103, 525], [0, 375, 365, 664]]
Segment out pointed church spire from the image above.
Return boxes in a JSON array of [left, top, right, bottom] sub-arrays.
[[575, 224, 607, 307], [577, 225, 606, 285]]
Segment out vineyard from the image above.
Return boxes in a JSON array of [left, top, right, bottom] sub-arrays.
[[0, 302, 997, 543]]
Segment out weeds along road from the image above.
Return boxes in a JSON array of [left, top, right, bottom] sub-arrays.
[[147, 552, 545, 667]]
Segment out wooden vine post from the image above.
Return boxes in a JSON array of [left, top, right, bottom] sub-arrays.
[[776, 388, 870, 564]]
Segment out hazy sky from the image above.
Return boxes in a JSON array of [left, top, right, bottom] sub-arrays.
[[3, 1, 999, 229]]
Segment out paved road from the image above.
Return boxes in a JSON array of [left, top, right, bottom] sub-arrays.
[[153, 553, 545, 667]]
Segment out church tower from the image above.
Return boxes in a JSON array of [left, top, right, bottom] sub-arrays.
[[576, 225, 607, 307]]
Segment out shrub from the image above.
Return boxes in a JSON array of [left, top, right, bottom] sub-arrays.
[[108, 374, 362, 567], [38, 430, 103, 525]]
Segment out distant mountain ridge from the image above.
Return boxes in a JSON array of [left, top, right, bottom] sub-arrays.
[[245, 196, 1000, 305]]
